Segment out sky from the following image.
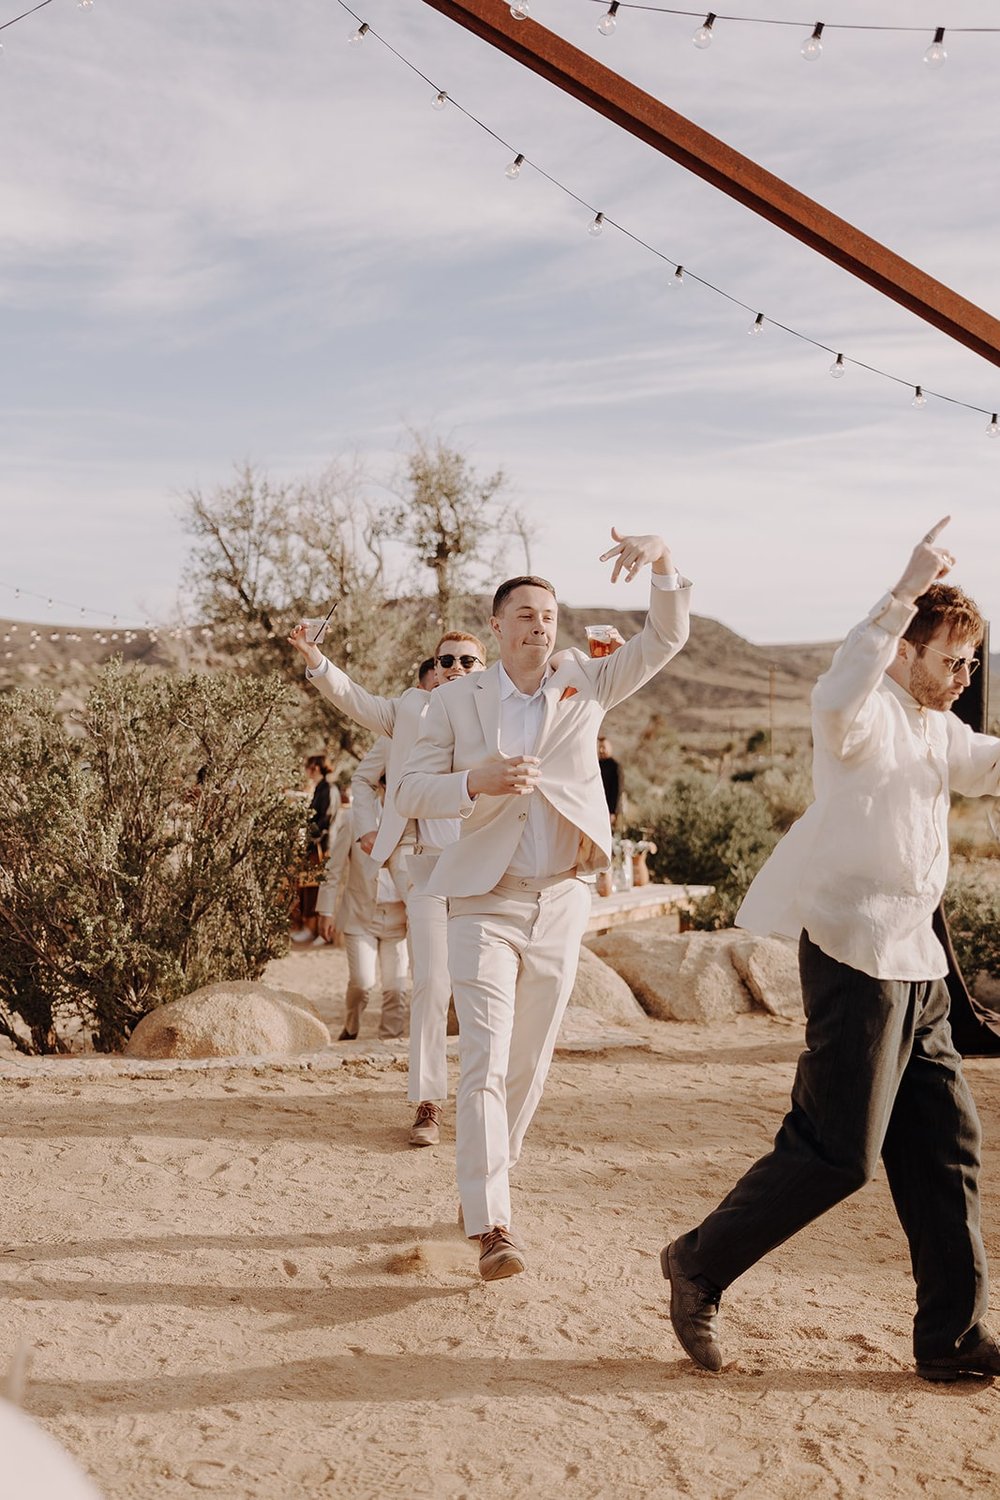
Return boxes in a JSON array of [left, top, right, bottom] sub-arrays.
[[1, 0, 999, 643]]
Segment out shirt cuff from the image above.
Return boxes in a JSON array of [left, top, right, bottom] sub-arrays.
[[869, 591, 917, 637], [305, 657, 329, 680], [650, 570, 681, 591], [460, 770, 476, 813]]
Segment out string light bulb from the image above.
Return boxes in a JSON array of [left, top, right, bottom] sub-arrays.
[[432, 90, 447, 109], [670, 264, 685, 286], [829, 353, 846, 379], [801, 22, 824, 61], [510, 2, 530, 18], [589, 212, 605, 236], [505, 153, 525, 180], [924, 27, 946, 68], [78, 0, 94, 8], [598, 3, 619, 36], [348, 22, 369, 46], [988, 413, 999, 438], [912, 385, 927, 408], [692, 12, 716, 49], [749, 312, 765, 336]]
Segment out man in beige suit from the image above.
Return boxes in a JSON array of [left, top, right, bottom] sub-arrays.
[[396, 528, 691, 1281], [285, 628, 486, 1144], [317, 737, 409, 1041]]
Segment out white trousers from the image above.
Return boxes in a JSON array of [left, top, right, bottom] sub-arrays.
[[447, 876, 591, 1238], [388, 845, 452, 1103], [343, 928, 409, 1039]]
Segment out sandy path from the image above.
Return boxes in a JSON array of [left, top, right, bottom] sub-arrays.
[[3, 1002, 1000, 1499]]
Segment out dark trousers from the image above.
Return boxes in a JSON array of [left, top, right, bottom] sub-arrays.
[[673, 932, 989, 1359]]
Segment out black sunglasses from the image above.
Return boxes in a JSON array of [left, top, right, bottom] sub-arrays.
[[436, 653, 483, 670]]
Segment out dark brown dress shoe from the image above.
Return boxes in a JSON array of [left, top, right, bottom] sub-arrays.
[[661, 1241, 723, 1372], [916, 1333, 1000, 1383], [337, 1028, 357, 1041]]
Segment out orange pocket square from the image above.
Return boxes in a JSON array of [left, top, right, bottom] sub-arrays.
[[559, 686, 578, 701]]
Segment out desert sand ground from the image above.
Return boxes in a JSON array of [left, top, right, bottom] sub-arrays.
[[3, 944, 1000, 1499]]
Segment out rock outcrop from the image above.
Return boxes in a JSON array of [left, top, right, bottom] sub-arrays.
[[125, 981, 331, 1059]]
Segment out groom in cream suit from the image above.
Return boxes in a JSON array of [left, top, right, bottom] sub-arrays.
[[396, 528, 691, 1281]]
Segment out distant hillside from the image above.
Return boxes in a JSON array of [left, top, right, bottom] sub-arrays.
[[4, 605, 993, 758]]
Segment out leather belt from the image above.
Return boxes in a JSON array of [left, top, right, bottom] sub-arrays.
[[495, 868, 578, 894]]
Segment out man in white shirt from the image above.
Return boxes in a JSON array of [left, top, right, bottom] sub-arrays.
[[664, 518, 1000, 1383], [396, 527, 691, 1281]]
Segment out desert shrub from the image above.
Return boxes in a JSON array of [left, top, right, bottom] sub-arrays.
[[628, 772, 778, 929], [0, 664, 304, 1054], [754, 761, 814, 833], [944, 869, 1000, 980]]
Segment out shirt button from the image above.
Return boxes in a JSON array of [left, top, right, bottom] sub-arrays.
[[519, 811, 528, 821]]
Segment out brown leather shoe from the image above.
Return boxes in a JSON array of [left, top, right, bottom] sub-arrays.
[[408, 1101, 441, 1147], [661, 1241, 723, 1372], [478, 1227, 526, 1282], [917, 1332, 1000, 1382]]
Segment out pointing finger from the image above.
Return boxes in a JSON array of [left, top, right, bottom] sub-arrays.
[[923, 515, 951, 544]]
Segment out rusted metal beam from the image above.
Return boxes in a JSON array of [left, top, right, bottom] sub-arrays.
[[418, 0, 1000, 368]]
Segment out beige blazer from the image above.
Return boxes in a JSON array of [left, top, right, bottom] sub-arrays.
[[396, 577, 691, 897], [316, 804, 407, 938], [307, 666, 431, 866]]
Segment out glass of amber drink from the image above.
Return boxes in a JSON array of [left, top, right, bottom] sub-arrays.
[[585, 625, 615, 658]]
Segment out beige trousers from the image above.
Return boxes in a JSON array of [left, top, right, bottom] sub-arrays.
[[447, 876, 592, 1238], [388, 845, 451, 1103]]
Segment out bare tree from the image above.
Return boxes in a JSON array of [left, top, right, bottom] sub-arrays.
[[182, 461, 426, 763], [379, 435, 536, 626]]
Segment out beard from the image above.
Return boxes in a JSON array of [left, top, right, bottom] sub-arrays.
[[909, 656, 960, 712]]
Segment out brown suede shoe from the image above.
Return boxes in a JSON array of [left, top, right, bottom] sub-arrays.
[[478, 1227, 526, 1282], [917, 1332, 1000, 1383], [408, 1101, 441, 1147], [661, 1241, 723, 1372]]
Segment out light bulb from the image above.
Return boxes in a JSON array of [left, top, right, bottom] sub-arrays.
[[432, 90, 447, 109], [589, 212, 605, 236], [912, 385, 927, 408], [801, 22, 824, 61], [510, 2, 530, 18], [924, 27, 946, 68], [505, 153, 525, 180], [692, 12, 716, 49], [598, 3, 619, 36], [348, 22, 369, 46], [829, 353, 846, 379], [988, 413, 999, 438], [670, 264, 684, 286], [749, 313, 764, 337]]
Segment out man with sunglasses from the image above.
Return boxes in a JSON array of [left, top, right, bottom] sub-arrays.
[[287, 625, 486, 1145], [664, 517, 1000, 1384]]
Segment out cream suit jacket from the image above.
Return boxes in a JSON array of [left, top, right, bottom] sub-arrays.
[[306, 667, 431, 866], [396, 576, 692, 897]]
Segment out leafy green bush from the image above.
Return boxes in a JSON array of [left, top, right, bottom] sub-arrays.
[[628, 772, 779, 929], [0, 664, 304, 1054], [945, 869, 1000, 980]]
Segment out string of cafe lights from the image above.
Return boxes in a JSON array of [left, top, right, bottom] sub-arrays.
[[0, 579, 251, 655], [574, 3, 997, 67], [0, 0, 91, 56], [340, 4, 1000, 434]]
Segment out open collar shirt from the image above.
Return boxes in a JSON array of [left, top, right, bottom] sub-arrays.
[[737, 591, 1000, 981], [497, 663, 582, 878]]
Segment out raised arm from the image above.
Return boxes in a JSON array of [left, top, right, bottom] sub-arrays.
[[588, 528, 692, 711], [813, 519, 953, 759], [287, 622, 399, 739]]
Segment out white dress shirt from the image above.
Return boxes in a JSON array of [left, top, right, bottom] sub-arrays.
[[737, 591, 1000, 981], [496, 663, 581, 877]]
